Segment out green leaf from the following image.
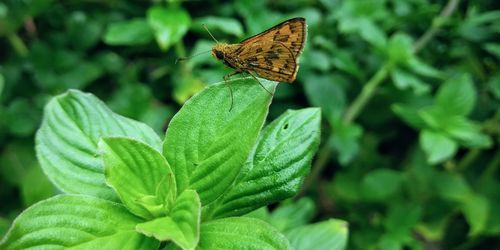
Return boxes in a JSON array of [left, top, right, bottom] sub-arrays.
[[441, 116, 492, 148], [163, 78, 276, 205], [420, 130, 457, 164], [462, 193, 489, 236], [435, 74, 476, 116], [391, 104, 427, 129], [147, 6, 191, 51], [406, 57, 444, 79], [192, 16, 243, 37], [285, 219, 348, 250], [361, 168, 403, 201], [330, 122, 363, 165], [100, 137, 176, 219], [211, 108, 321, 218], [386, 33, 414, 65], [198, 217, 291, 250], [104, 18, 153, 46], [36, 90, 162, 201], [0, 195, 158, 250], [303, 74, 346, 124], [391, 68, 430, 95], [136, 190, 200, 250], [269, 198, 316, 231], [434, 172, 471, 201], [20, 165, 54, 206]]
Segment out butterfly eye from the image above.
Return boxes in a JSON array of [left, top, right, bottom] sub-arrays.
[[215, 50, 224, 60]]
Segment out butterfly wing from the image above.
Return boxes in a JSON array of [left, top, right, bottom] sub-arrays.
[[237, 41, 298, 83], [240, 17, 306, 59]]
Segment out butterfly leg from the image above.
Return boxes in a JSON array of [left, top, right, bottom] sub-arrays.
[[247, 72, 274, 96], [223, 71, 240, 112]]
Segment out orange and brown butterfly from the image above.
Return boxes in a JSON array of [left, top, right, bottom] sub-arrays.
[[209, 17, 307, 91]]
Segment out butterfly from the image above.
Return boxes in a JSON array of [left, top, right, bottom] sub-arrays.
[[208, 17, 307, 109], [178, 17, 307, 110]]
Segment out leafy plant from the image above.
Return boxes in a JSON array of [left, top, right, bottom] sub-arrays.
[[0, 78, 347, 249]]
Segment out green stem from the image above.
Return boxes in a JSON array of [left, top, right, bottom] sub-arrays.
[[7, 33, 29, 57], [479, 149, 500, 181], [342, 63, 391, 124], [456, 149, 480, 171], [413, 0, 461, 53]]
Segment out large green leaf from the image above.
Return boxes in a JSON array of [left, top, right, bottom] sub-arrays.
[[136, 190, 200, 250], [211, 108, 321, 218], [36, 90, 162, 201], [100, 137, 175, 219], [285, 219, 348, 250], [0, 195, 158, 250], [163, 78, 276, 205], [198, 217, 291, 250]]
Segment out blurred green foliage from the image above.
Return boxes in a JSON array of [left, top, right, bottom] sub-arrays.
[[1, 0, 499, 249]]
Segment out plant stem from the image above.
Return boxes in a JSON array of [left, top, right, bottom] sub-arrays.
[[7, 33, 29, 57], [413, 0, 461, 53], [456, 149, 480, 171], [342, 63, 391, 124]]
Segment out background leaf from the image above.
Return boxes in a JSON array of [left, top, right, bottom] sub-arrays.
[[163, 78, 276, 205], [147, 6, 191, 51], [103, 18, 153, 46], [198, 217, 291, 250], [36, 90, 162, 201], [0, 195, 158, 250], [285, 219, 348, 250]]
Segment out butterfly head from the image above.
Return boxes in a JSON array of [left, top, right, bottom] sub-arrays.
[[211, 43, 229, 61]]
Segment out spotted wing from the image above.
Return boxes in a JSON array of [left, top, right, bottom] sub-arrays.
[[237, 41, 297, 83], [240, 17, 306, 59]]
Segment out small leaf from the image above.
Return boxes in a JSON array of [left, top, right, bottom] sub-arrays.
[[391, 104, 427, 129], [442, 116, 492, 148], [198, 217, 291, 250], [285, 219, 348, 250], [104, 18, 153, 46], [211, 108, 321, 218], [0, 195, 158, 250], [163, 78, 276, 205], [435, 74, 476, 116], [36, 90, 162, 201], [147, 6, 191, 51], [100, 137, 176, 219], [434, 172, 472, 201], [330, 122, 363, 165], [361, 168, 403, 201], [303, 74, 346, 124], [193, 16, 243, 37], [462, 193, 489, 236], [386, 33, 414, 65], [420, 130, 457, 164], [269, 198, 316, 231], [136, 190, 200, 250], [391, 68, 430, 95]]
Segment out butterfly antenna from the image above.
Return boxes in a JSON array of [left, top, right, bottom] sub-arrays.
[[175, 50, 211, 64], [203, 24, 219, 43]]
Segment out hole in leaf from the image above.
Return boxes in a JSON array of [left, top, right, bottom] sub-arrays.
[[283, 123, 289, 130]]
